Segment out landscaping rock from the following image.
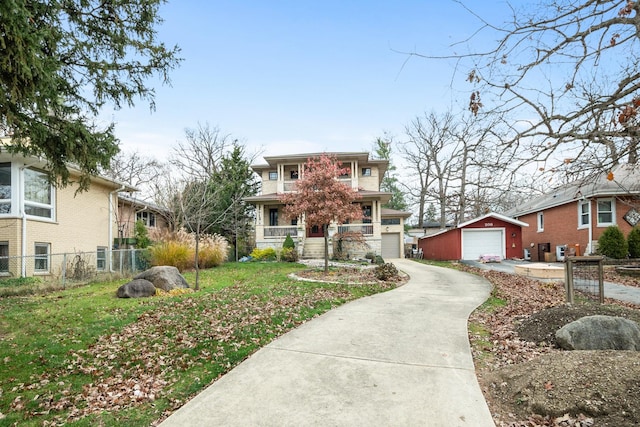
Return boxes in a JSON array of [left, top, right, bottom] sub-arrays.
[[134, 266, 189, 291], [116, 279, 156, 298], [555, 315, 640, 350]]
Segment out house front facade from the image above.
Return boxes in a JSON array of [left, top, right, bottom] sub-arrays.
[[245, 152, 410, 259], [0, 151, 136, 277], [509, 164, 640, 262]]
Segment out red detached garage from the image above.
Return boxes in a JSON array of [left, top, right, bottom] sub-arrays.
[[417, 213, 528, 261]]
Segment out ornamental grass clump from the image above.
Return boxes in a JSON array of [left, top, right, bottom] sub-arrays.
[[148, 228, 229, 271]]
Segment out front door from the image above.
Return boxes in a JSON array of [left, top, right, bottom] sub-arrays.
[[307, 225, 324, 237]]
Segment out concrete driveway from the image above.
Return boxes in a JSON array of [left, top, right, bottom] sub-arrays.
[[160, 259, 494, 427]]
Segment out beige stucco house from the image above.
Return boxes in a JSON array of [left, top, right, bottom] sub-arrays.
[[245, 152, 411, 259], [0, 151, 136, 277]]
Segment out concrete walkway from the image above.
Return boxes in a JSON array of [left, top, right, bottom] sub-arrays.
[[160, 259, 494, 427]]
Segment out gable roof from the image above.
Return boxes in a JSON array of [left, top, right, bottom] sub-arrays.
[[419, 212, 528, 240], [508, 164, 640, 217]]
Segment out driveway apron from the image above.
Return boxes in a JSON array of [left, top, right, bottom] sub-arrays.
[[160, 259, 494, 427]]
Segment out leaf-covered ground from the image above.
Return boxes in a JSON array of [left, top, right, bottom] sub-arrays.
[[461, 265, 640, 427], [0, 263, 403, 426]]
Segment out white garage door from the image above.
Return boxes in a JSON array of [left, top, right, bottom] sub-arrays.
[[462, 229, 504, 260], [381, 233, 400, 259]]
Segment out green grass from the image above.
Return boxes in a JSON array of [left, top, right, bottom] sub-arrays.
[[0, 261, 394, 426]]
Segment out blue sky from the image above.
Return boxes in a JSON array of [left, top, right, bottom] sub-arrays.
[[108, 1, 517, 161]]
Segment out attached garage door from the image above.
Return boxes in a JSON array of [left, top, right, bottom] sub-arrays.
[[381, 233, 401, 259], [461, 229, 504, 260]]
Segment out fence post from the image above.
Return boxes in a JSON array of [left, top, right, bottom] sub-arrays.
[[598, 257, 605, 304], [565, 257, 574, 304], [62, 253, 67, 289]]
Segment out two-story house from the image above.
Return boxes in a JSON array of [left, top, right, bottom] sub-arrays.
[[509, 164, 640, 261], [245, 152, 411, 259]]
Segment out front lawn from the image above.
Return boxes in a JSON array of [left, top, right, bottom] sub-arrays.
[[0, 262, 397, 426]]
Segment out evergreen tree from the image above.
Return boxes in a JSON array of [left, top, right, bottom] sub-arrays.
[[209, 144, 259, 260], [0, 1, 181, 189], [372, 135, 408, 211]]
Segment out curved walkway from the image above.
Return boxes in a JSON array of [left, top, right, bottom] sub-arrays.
[[160, 259, 494, 427]]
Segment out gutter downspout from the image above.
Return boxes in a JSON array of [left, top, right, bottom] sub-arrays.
[[109, 185, 125, 272]]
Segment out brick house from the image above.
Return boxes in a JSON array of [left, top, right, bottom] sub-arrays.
[[509, 164, 640, 261], [0, 151, 136, 277], [116, 194, 172, 247], [244, 152, 411, 259]]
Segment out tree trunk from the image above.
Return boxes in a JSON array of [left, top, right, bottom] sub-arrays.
[[323, 224, 329, 274], [194, 231, 200, 290]]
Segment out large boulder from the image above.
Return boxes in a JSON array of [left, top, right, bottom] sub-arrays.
[[134, 266, 189, 291], [556, 315, 640, 350], [117, 279, 156, 298]]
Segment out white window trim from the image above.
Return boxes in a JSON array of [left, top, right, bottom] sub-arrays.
[[97, 246, 107, 271], [24, 168, 55, 221], [577, 200, 590, 229], [34, 242, 50, 274], [537, 212, 544, 232], [596, 197, 616, 227]]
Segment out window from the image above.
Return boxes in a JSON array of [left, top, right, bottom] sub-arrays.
[[537, 212, 544, 232], [290, 170, 298, 179], [339, 168, 351, 178], [269, 208, 278, 226], [136, 211, 156, 227], [34, 243, 50, 273], [578, 201, 590, 228], [597, 198, 615, 226], [24, 168, 53, 219], [268, 171, 278, 180], [362, 205, 372, 224], [0, 242, 8, 273], [0, 163, 11, 214], [97, 247, 107, 271], [362, 168, 371, 177], [291, 218, 298, 226], [381, 218, 400, 225]]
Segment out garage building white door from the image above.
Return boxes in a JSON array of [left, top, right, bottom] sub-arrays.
[[461, 229, 504, 260], [381, 233, 400, 259]]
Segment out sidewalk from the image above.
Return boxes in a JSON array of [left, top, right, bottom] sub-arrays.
[[160, 259, 494, 427]]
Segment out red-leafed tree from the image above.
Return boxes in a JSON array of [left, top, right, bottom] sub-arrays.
[[279, 154, 362, 273]]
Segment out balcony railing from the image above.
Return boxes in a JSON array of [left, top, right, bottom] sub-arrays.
[[264, 226, 298, 238], [337, 224, 373, 235]]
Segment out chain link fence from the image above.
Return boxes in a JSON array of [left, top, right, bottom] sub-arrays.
[[0, 249, 151, 295]]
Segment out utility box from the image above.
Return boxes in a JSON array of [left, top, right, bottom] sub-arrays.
[[556, 245, 567, 262]]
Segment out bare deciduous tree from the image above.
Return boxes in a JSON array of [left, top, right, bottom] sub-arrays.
[[412, 0, 640, 176]]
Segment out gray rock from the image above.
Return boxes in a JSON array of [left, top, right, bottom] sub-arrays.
[[117, 279, 156, 298], [556, 315, 640, 351], [133, 266, 189, 291]]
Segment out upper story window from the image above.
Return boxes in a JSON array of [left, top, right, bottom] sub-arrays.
[[597, 198, 615, 226], [24, 168, 53, 219], [136, 211, 156, 227], [290, 170, 298, 179], [0, 163, 11, 214], [578, 201, 590, 228], [268, 171, 277, 180], [362, 168, 371, 177], [381, 218, 400, 225], [537, 212, 544, 232]]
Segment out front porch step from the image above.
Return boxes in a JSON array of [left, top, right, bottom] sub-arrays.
[[302, 238, 327, 259]]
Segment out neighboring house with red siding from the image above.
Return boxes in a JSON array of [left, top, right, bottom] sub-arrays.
[[418, 213, 528, 261], [508, 164, 640, 262]]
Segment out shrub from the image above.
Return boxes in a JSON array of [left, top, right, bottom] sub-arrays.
[[374, 262, 398, 281], [597, 225, 628, 259], [283, 234, 295, 250], [197, 234, 229, 268], [628, 227, 640, 258], [148, 241, 192, 271], [134, 220, 151, 248], [250, 247, 277, 261], [280, 247, 298, 262], [364, 252, 376, 261], [374, 255, 385, 265]]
